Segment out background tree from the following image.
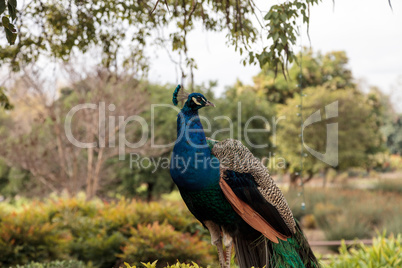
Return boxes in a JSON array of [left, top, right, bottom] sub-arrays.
[[244, 49, 388, 186], [383, 115, 402, 155], [104, 83, 179, 201], [276, 86, 384, 187], [253, 50, 355, 104], [203, 81, 276, 159], [0, 69, 168, 199]]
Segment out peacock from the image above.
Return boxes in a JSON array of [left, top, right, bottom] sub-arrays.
[[169, 85, 320, 268]]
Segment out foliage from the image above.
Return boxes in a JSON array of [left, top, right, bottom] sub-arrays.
[[14, 260, 86, 268], [202, 82, 276, 159], [276, 86, 383, 181], [0, 71, 155, 198], [253, 50, 354, 104], [0, 158, 31, 197], [256, 1, 321, 76], [105, 83, 179, 200], [327, 234, 402, 268], [119, 222, 213, 267], [0, 0, 319, 76], [121, 234, 402, 268], [121, 260, 204, 268], [285, 187, 402, 247], [372, 179, 402, 194], [0, 0, 18, 45], [0, 86, 13, 109], [0, 195, 214, 268], [0, 202, 71, 266], [368, 153, 393, 172], [389, 154, 402, 171], [382, 115, 402, 155]]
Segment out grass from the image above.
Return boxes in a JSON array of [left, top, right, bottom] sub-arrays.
[[284, 183, 402, 248], [372, 179, 402, 194]]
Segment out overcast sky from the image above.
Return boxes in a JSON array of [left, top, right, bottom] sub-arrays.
[[148, 0, 402, 112]]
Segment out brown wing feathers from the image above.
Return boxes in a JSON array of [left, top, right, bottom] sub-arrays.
[[219, 178, 289, 243], [211, 139, 297, 241]]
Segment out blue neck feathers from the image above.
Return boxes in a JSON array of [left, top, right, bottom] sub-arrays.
[[170, 108, 220, 190]]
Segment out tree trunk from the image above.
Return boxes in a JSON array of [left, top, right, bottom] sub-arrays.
[[289, 172, 299, 189], [147, 182, 154, 202], [86, 147, 94, 199], [92, 148, 104, 198]]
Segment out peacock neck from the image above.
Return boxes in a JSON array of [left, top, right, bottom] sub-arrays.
[[176, 108, 209, 149], [170, 107, 220, 191]]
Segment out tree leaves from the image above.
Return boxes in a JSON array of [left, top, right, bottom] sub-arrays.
[[256, 0, 321, 78], [2, 15, 17, 44], [0, 0, 320, 77], [7, 0, 16, 20], [0, 86, 13, 110], [1, 0, 18, 45], [0, 0, 7, 16]]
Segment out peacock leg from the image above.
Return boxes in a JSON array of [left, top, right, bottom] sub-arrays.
[[222, 229, 233, 268], [204, 221, 225, 268]]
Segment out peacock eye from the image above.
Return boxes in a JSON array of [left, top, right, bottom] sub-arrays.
[[197, 97, 202, 102]]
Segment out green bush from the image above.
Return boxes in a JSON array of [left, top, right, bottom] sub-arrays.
[[119, 222, 215, 268], [327, 234, 402, 268], [14, 260, 86, 268], [0, 202, 71, 267], [121, 261, 205, 268], [0, 196, 215, 268]]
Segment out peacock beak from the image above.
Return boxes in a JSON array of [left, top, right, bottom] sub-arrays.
[[205, 101, 215, 107]]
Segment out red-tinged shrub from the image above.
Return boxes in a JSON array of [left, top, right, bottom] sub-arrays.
[[119, 222, 216, 267]]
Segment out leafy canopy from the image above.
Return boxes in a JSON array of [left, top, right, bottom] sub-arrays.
[[0, 0, 321, 75]]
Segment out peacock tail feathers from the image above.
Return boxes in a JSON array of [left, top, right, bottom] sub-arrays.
[[269, 221, 319, 268]]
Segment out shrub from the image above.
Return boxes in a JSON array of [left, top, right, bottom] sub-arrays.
[[0, 196, 215, 268], [328, 234, 402, 268], [69, 229, 126, 268], [0, 202, 71, 267], [121, 261, 205, 268], [314, 202, 372, 242], [389, 154, 402, 171], [14, 260, 86, 268], [100, 199, 206, 237], [372, 180, 402, 194], [119, 222, 215, 267], [285, 188, 402, 248], [300, 214, 317, 229]]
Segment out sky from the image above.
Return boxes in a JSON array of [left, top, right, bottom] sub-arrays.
[[147, 0, 402, 112]]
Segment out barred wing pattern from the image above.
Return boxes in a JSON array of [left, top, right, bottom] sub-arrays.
[[210, 138, 296, 242]]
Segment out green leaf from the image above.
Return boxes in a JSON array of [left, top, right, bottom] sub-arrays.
[[0, 0, 6, 16], [2, 15, 10, 28], [8, 0, 17, 21], [0, 86, 13, 110], [5, 26, 17, 44], [273, 32, 279, 42], [263, 12, 272, 20]]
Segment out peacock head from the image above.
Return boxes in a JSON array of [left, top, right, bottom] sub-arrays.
[[172, 84, 215, 110]]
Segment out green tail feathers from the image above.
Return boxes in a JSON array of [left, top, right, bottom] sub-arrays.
[[269, 221, 320, 268], [234, 221, 320, 268]]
